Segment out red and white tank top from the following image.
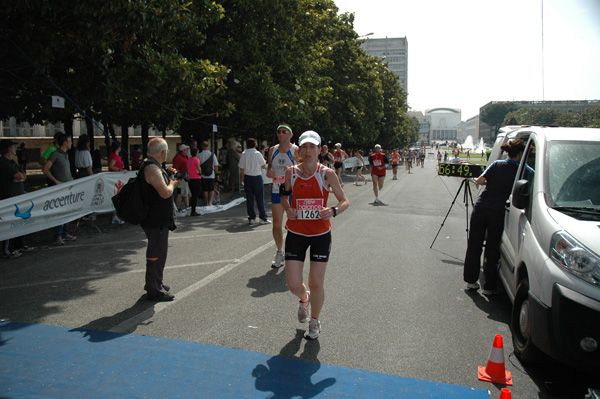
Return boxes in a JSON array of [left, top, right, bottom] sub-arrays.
[[285, 164, 331, 237], [333, 150, 343, 163]]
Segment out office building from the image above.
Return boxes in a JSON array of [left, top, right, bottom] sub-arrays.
[[361, 37, 408, 92]]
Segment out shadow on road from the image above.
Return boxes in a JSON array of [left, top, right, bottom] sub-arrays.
[[252, 329, 336, 399], [68, 295, 156, 341], [247, 267, 287, 298]]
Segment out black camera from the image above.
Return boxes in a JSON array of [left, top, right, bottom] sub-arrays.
[[174, 171, 190, 182]]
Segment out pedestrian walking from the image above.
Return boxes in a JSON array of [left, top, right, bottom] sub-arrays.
[[281, 130, 349, 339], [369, 144, 389, 204], [240, 138, 270, 225], [139, 138, 181, 301], [266, 123, 298, 268]]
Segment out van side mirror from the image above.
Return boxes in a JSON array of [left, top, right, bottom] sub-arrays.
[[512, 179, 530, 209]]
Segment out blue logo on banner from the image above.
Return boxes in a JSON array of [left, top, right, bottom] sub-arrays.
[[15, 201, 34, 219]]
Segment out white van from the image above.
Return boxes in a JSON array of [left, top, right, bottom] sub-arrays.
[[495, 126, 600, 371]]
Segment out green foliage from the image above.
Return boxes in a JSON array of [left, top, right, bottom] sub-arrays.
[[502, 107, 558, 126], [1, 0, 229, 131], [480, 101, 520, 135], [553, 107, 600, 128], [2, 0, 412, 149]]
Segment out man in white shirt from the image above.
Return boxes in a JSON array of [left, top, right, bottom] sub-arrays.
[[198, 141, 219, 206], [240, 138, 270, 225]]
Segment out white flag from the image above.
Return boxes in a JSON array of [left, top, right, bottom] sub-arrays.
[[52, 96, 65, 108]]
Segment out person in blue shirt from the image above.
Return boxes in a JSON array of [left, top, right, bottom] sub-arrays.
[[464, 139, 525, 295]]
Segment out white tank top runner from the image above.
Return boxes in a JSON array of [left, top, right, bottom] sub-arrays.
[[271, 144, 297, 194]]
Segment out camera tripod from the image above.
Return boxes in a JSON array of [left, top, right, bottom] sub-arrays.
[[430, 178, 475, 249]]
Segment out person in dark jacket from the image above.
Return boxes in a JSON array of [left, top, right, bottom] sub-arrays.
[[140, 138, 181, 301], [463, 139, 525, 295]]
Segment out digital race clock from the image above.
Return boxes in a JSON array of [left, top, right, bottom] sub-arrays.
[[437, 163, 485, 178]]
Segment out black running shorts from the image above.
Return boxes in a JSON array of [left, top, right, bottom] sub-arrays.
[[285, 231, 332, 263]]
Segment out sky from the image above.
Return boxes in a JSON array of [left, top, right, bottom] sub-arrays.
[[334, 0, 600, 120]]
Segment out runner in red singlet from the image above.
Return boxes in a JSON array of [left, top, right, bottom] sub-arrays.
[[369, 144, 389, 204], [281, 131, 349, 340]]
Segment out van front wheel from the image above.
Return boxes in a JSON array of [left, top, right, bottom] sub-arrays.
[[511, 279, 542, 363]]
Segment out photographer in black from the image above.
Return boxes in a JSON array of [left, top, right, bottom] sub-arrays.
[[140, 138, 182, 301], [463, 139, 525, 295]]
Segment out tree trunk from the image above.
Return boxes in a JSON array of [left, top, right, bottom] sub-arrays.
[[63, 115, 77, 179], [120, 119, 130, 170], [141, 122, 149, 159], [85, 118, 95, 154]]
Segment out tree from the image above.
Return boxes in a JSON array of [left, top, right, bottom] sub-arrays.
[[480, 102, 520, 138], [502, 108, 561, 126], [1, 0, 229, 149], [554, 107, 600, 128]]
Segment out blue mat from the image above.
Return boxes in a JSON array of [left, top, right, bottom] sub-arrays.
[[0, 321, 489, 398]]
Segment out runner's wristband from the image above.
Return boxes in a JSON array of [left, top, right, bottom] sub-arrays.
[[332, 207, 338, 217]]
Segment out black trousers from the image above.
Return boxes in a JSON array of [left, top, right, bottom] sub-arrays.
[[189, 179, 202, 211], [142, 226, 169, 296], [463, 205, 505, 290]]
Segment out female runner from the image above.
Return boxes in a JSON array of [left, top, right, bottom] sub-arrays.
[[281, 130, 349, 339]]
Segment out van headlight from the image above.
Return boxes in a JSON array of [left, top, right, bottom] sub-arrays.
[[550, 231, 600, 286]]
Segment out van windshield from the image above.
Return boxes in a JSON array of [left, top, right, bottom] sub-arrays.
[[548, 141, 600, 210]]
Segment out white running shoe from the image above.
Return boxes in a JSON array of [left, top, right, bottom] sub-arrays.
[[298, 290, 310, 323], [304, 318, 321, 340], [112, 216, 125, 225], [259, 219, 272, 225], [54, 237, 65, 246], [63, 233, 77, 241], [249, 219, 256, 225], [466, 282, 480, 291], [271, 250, 284, 268]]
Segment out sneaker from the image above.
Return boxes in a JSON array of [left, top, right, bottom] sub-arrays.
[[271, 250, 284, 268], [466, 282, 480, 291], [482, 288, 503, 296], [190, 211, 200, 216], [54, 237, 65, 246], [249, 219, 256, 225], [17, 245, 35, 253], [2, 250, 22, 259], [112, 216, 125, 225], [304, 318, 321, 340], [298, 290, 310, 323], [63, 233, 77, 241], [147, 292, 175, 302], [259, 219, 272, 225]]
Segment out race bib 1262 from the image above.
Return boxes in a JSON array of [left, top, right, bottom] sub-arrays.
[[296, 198, 324, 220]]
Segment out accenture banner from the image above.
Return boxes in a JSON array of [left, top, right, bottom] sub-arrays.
[[0, 172, 136, 241]]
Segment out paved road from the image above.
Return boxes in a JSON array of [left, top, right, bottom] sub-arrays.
[[1, 160, 598, 398]]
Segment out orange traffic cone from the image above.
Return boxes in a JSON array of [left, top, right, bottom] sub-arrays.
[[498, 388, 512, 398], [478, 334, 513, 385]]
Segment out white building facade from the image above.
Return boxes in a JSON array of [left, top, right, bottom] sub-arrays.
[[426, 108, 461, 142]]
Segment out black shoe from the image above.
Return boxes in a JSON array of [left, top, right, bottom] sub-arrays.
[[162, 284, 170, 292], [147, 292, 175, 302], [191, 212, 200, 216]]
